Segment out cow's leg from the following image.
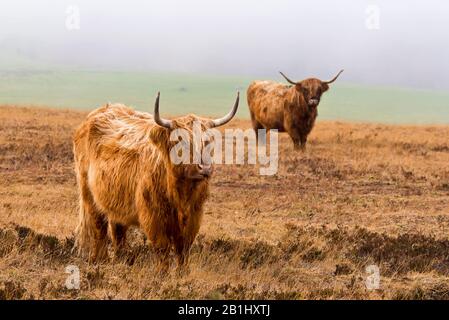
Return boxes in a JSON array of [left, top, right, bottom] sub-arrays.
[[299, 135, 308, 151], [154, 240, 171, 275], [137, 189, 175, 274], [251, 114, 267, 148], [78, 202, 108, 262], [174, 238, 193, 274], [91, 214, 109, 262], [283, 119, 302, 151], [145, 231, 171, 274], [286, 128, 302, 151], [250, 111, 263, 139], [139, 214, 171, 274], [75, 169, 109, 262], [110, 222, 128, 255]]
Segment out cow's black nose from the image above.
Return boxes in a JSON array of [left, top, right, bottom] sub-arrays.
[[308, 98, 319, 106], [198, 164, 213, 177]]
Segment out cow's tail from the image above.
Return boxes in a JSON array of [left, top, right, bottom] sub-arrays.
[[74, 194, 96, 258], [72, 147, 100, 260]]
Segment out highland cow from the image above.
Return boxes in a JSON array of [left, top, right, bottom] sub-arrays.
[[73, 92, 239, 271], [247, 70, 343, 150]]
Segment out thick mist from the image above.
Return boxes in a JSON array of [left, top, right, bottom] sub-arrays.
[[1, 0, 448, 89]]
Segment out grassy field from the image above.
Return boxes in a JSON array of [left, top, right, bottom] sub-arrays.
[[1, 70, 449, 124], [1, 105, 449, 299]]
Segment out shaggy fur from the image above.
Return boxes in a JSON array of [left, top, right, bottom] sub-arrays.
[[73, 103, 213, 270], [247, 78, 332, 150]]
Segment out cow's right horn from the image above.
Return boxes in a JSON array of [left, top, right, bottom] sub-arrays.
[[279, 72, 297, 85], [324, 70, 344, 84], [210, 92, 240, 128], [153, 92, 173, 129]]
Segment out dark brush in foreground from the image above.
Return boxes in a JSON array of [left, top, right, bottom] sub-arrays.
[[72, 92, 239, 272], [247, 70, 343, 150]]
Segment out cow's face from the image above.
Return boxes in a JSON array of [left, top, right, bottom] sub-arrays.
[[279, 70, 344, 109], [151, 92, 239, 182], [150, 116, 214, 182], [173, 117, 215, 181], [296, 79, 329, 109]]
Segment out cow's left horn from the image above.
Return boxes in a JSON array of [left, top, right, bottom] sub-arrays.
[[210, 92, 240, 128], [324, 69, 344, 84], [279, 72, 297, 85], [153, 92, 173, 129]]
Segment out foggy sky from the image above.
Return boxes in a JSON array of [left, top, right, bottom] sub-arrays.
[[1, 0, 449, 89]]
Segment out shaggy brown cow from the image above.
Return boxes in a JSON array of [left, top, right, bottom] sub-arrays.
[[73, 92, 239, 270], [247, 70, 343, 150]]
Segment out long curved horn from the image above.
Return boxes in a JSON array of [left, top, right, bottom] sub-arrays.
[[324, 69, 344, 84], [279, 71, 297, 85], [153, 92, 173, 129], [210, 92, 240, 128]]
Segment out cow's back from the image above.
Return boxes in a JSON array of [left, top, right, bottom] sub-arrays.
[[247, 80, 291, 130]]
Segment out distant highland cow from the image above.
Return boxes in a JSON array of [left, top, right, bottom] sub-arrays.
[[247, 70, 343, 150], [73, 92, 239, 271]]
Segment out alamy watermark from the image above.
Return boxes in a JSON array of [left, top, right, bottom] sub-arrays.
[[65, 5, 80, 31], [365, 264, 380, 290], [65, 265, 80, 290], [168, 121, 279, 176], [365, 5, 380, 30]]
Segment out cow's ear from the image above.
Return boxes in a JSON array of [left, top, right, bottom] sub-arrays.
[[321, 83, 329, 92], [295, 82, 302, 91], [150, 126, 171, 149]]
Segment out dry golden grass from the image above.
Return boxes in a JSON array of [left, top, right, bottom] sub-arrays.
[[1, 105, 449, 300]]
